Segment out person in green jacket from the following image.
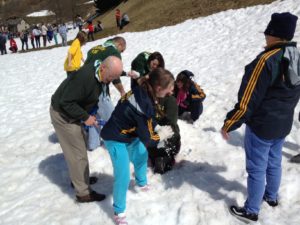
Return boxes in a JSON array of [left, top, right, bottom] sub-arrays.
[[128, 51, 180, 173], [84, 37, 127, 150], [85, 36, 127, 96], [85, 36, 126, 65], [147, 94, 181, 174], [128, 51, 165, 87], [50, 56, 123, 203]]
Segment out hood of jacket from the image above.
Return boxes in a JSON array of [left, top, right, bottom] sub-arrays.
[[282, 42, 300, 87]]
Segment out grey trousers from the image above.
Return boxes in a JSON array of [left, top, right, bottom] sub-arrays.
[[50, 106, 90, 196]]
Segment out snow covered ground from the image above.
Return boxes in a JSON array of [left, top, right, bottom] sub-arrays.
[[1, 0, 300, 224]]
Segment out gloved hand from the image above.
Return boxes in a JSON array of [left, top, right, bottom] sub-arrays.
[[155, 125, 174, 148]]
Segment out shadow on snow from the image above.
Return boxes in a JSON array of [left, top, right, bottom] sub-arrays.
[[161, 160, 246, 206]]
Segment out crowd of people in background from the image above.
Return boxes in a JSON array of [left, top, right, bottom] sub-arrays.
[[0, 18, 107, 55], [0, 8, 132, 56], [0, 23, 70, 54], [0, 13, 104, 55]]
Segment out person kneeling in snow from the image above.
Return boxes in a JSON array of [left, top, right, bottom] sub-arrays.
[[9, 37, 18, 53], [174, 70, 206, 123], [128, 51, 165, 87], [147, 94, 181, 174]]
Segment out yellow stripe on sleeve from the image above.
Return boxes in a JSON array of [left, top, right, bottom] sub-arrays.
[[147, 119, 160, 141], [120, 127, 136, 135], [223, 48, 281, 131]]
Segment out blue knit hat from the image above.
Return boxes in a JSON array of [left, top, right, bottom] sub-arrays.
[[180, 70, 194, 79], [264, 12, 298, 40]]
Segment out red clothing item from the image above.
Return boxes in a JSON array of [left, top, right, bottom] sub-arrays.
[[176, 89, 188, 108], [88, 24, 94, 32], [10, 39, 17, 47], [115, 10, 121, 19]]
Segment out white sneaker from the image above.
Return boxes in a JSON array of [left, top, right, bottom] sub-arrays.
[[114, 213, 128, 225], [135, 184, 150, 193]]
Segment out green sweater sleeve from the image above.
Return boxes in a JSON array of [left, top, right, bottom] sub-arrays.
[[58, 77, 90, 121], [163, 96, 178, 126], [131, 53, 148, 76], [157, 96, 180, 139]]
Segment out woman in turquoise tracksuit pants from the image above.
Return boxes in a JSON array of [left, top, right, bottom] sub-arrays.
[[101, 68, 175, 224]]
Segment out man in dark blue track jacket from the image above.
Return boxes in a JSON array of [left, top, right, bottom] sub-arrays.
[[221, 12, 300, 223]]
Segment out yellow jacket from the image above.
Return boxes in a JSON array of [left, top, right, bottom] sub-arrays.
[[64, 39, 83, 72]]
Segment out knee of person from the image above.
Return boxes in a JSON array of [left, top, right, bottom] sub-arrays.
[[139, 149, 148, 161], [191, 113, 200, 121], [246, 166, 267, 176], [199, 103, 203, 114], [267, 161, 282, 169]]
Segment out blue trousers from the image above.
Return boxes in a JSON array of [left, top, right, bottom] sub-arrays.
[[104, 138, 148, 214], [244, 126, 284, 214], [88, 93, 114, 150], [178, 101, 203, 122]]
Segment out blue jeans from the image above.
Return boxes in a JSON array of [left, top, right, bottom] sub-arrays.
[[244, 126, 284, 214], [88, 93, 114, 150], [104, 139, 148, 214]]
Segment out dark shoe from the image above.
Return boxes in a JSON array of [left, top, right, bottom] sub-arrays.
[[290, 154, 300, 163], [229, 205, 258, 223], [154, 157, 165, 174], [263, 196, 278, 207], [76, 190, 105, 203], [154, 156, 174, 174], [178, 112, 192, 122], [70, 176, 98, 188]]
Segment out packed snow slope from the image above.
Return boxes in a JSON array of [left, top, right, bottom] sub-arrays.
[[0, 0, 300, 224]]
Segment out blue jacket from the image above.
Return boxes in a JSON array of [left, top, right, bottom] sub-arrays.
[[174, 81, 206, 107], [223, 42, 300, 139], [101, 85, 160, 147]]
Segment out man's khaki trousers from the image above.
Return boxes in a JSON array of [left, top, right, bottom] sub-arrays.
[[50, 106, 90, 197]]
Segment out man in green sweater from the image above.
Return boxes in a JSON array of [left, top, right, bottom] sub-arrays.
[[50, 56, 123, 203]]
